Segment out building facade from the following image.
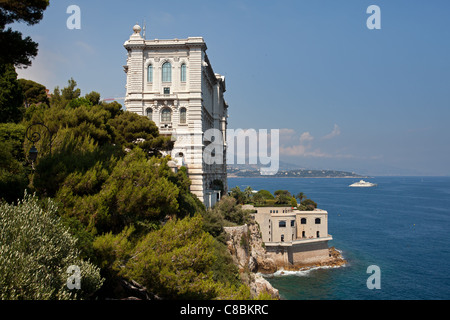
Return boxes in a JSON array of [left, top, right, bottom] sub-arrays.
[[253, 206, 333, 266], [123, 24, 228, 207]]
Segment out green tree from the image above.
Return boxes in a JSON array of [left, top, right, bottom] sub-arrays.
[[0, 64, 24, 123], [108, 111, 173, 157], [18, 78, 49, 107], [85, 91, 101, 106], [0, 193, 103, 300], [274, 190, 292, 205], [243, 186, 253, 204], [295, 192, 306, 203], [91, 226, 135, 296], [0, 123, 28, 203], [95, 215, 248, 300], [123, 215, 220, 299], [209, 196, 252, 226], [62, 78, 80, 99], [0, 0, 50, 68], [301, 198, 317, 211], [252, 192, 265, 206], [290, 196, 298, 208], [55, 148, 180, 234], [49, 78, 81, 108], [230, 186, 245, 204], [32, 131, 117, 197], [257, 189, 275, 200], [170, 166, 206, 218]]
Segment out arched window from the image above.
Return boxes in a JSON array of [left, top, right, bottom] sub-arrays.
[[161, 108, 172, 123], [146, 108, 153, 121], [180, 63, 187, 82], [301, 218, 307, 224], [179, 107, 187, 124], [162, 62, 172, 82], [147, 65, 153, 83], [315, 218, 321, 224]]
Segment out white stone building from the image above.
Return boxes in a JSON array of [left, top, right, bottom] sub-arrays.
[[253, 206, 333, 266], [123, 24, 228, 207]]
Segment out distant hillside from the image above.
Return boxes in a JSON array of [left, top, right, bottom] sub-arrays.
[[227, 166, 365, 178]]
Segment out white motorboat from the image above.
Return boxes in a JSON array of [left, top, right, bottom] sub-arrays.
[[349, 180, 377, 187]]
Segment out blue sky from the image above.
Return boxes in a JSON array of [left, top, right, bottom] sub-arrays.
[[13, 0, 450, 175]]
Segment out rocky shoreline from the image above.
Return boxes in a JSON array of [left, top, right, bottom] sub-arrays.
[[224, 222, 347, 299], [265, 247, 347, 275]]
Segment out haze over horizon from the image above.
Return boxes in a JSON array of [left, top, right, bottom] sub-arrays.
[[12, 0, 450, 176]]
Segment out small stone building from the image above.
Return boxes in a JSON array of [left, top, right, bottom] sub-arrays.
[[252, 206, 333, 266]]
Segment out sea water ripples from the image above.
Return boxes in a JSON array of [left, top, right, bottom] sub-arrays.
[[229, 176, 450, 300]]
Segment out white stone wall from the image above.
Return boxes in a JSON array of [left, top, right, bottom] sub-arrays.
[[254, 207, 330, 243], [295, 210, 329, 239], [123, 25, 228, 206]]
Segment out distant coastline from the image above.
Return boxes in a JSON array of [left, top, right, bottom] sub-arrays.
[[227, 175, 367, 179], [227, 168, 366, 179]]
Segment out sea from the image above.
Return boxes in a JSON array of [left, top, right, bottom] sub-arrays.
[[228, 176, 450, 300]]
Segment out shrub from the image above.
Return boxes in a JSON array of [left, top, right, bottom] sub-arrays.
[[210, 196, 252, 226], [257, 190, 274, 200], [300, 198, 317, 211], [0, 193, 104, 299], [123, 215, 219, 299], [290, 197, 298, 208]]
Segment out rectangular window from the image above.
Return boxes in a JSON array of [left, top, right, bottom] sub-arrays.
[[164, 87, 170, 95], [279, 221, 286, 228], [147, 65, 153, 82], [290, 220, 295, 227], [161, 108, 171, 123], [162, 62, 172, 82], [181, 64, 187, 82], [146, 108, 152, 121], [179, 108, 187, 124]]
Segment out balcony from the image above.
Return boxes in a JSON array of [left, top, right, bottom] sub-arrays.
[[153, 93, 178, 100], [159, 123, 174, 135]]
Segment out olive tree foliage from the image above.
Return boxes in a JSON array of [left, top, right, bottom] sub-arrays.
[[0, 193, 103, 300]]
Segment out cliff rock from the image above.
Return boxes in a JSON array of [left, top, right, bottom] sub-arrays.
[[224, 223, 279, 299]]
